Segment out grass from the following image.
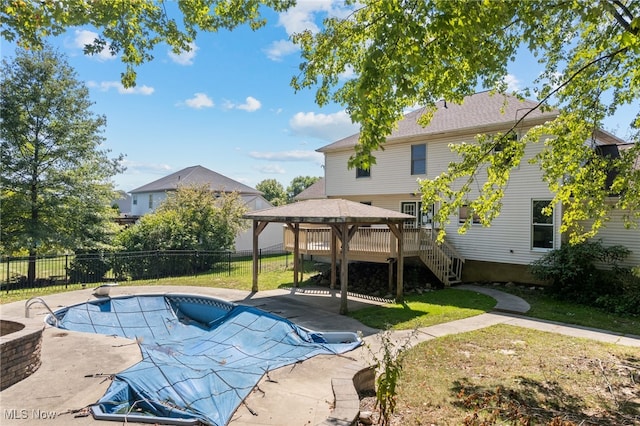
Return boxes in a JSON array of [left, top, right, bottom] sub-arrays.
[[348, 289, 496, 329], [496, 284, 640, 337], [386, 324, 640, 425], [0, 258, 321, 305]]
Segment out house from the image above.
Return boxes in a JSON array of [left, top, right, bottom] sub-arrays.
[[293, 178, 326, 201], [129, 165, 283, 251], [304, 91, 639, 284]]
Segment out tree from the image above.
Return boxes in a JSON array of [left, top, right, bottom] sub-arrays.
[[1, 0, 295, 87], [117, 184, 249, 252], [287, 176, 321, 201], [1, 45, 123, 283], [256, 178, 287, 206], [4, 2, 639, 242], [292, 1, 640, 243]]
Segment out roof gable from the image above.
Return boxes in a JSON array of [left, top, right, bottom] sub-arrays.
[[318, 91, 559, 152], [130, 165, 261, 195], [293, 178, 326, 200]]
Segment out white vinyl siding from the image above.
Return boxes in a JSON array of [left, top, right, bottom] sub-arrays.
[[581, 204, 640, 269], [325, 138, 454, 197], [130, 191, 169, 216]]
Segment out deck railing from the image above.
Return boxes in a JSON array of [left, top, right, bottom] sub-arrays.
[[283, 225, 464, 285], [418, 228, 465, 285], [284, 226, 422, 257]]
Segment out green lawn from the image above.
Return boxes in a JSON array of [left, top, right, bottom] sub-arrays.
[[348, 288, 496, 329]]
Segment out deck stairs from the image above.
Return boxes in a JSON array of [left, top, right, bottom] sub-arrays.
[[417, 228, 465, 287]]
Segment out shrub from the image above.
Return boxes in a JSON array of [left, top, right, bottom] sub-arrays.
[[68, 251, 111, 283], [529, 240, 634, 311]]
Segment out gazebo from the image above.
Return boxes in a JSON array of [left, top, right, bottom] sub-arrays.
[[243, 199, 414, 314]]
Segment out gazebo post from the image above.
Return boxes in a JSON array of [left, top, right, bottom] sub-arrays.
[[292, 223, 300, 287], [251, 220, 259, 292], [330, 232, 337, 289], [388, 223, 404, 303], [339, 223, 349, 315]]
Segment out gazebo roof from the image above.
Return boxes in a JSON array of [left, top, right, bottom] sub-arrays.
[[243, 198, 414, 224]]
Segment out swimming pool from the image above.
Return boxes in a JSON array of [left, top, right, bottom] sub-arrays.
[[48, 294, 362, 426]]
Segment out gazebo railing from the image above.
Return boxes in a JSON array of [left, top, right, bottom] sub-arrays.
[[283, 225, 422, 257]]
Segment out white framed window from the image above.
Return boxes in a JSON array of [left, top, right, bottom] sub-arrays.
[[401, 201, 433, 228], [148, 194, 153, 209], [459, 205, 480, 224], [132, 195, 137, 205], [532, 199, 554, 250], [411, 144, 426, 175]]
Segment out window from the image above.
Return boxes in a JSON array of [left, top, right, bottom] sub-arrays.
[[356, 167, 370, 178], [459, 205, 480, 224], [132, 195, 137, 205], [411, 144, 426, 175], [148, 194, 153, 209], [532, 200, 554, 249], [401, 201, 433, 228], [494, 132, 518, 153]]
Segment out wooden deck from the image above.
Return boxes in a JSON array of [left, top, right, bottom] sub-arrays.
[[284, 225, 465, 285]]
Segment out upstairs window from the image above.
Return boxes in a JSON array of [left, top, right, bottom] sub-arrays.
[[132, 195, 137, 205], [148, 194, 153, 209], [532, 200, 554, 249], [356, 167, 370, 178], [411, 144, 426, 175], [494, 132, 518, 153]]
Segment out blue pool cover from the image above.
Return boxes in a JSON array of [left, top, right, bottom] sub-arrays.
[[54, 295, 362, 426]]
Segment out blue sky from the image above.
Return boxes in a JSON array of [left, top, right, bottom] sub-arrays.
[[2, 2, 636, 193]]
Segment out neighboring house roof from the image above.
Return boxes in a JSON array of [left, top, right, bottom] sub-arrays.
[[318, 91, 559, 152], [129, 165, 262, 195], [294, 178, 326, 200]]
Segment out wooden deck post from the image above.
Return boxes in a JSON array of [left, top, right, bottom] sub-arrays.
[[251, 220, 268, 292]]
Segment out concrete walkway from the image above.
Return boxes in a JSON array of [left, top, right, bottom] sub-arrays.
[[1, 284, 638, 426]]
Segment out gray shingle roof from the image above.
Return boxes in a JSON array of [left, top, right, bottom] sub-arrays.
[[318, 91, 559, 152], [130, 165, 261, 194], [244, 198, 413, 224], [293, 178, 326, 200]]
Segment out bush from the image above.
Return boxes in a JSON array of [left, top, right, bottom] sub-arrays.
[[529, 241, 637, 315], [68, 251, 111, 283]]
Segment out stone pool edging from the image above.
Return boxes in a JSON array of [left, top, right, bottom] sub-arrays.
[[0, 315, 45, 390]]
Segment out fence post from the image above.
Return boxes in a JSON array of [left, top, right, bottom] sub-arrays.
[[155, 250, 160, 280], [259, 248, 262, 274], [5, 257, 9, 293], [64, 254, 69, 288]]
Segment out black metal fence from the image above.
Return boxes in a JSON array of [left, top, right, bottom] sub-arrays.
[[1, 245, 291, 294]]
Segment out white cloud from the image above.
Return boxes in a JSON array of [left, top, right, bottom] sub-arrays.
[[72, 29, 115, 61], [278, 1, 353, 36], [223, 96, 262, 112], [121, 159, 173, 174], [502, 74, 521, 93], [168, 42, 199, 65], [237, 96, 262, 112], [183, 93, 214, 109], [264, 40, 299, 61], [266, 1, 354, 61], [249, 150, 324, 162], [289, 110, 359, 141], [255, 164, 286, 174], [87, 80, 154, 95]]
